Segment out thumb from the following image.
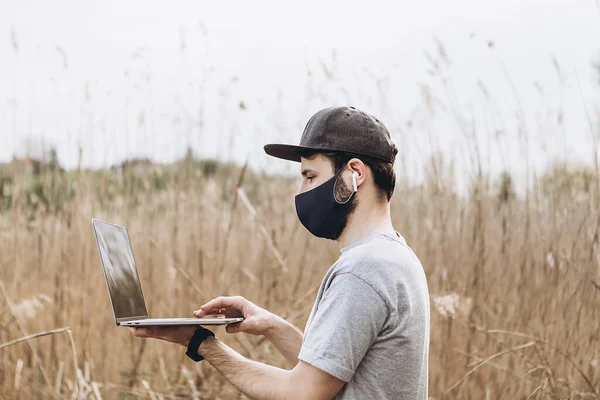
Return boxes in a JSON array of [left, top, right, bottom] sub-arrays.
[[226, 322, 243, 334]]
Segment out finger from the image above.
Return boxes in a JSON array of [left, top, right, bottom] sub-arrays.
[[151, 326, 179, 341], [194, 296, 244, 316], [196, 307, 240, 318], [194, 298, 231, 316], [132, 327, 155, 338]]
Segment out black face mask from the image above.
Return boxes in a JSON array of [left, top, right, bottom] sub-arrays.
[[295, 166, 357, 240]]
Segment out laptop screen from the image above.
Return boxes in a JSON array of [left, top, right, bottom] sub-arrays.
[[93, 220, 148, 320]]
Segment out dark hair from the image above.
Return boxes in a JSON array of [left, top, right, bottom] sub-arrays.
[[298, 150, 397, 202]]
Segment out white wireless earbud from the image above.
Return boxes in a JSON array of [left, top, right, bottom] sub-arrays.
[[351, 172, 359, 192]]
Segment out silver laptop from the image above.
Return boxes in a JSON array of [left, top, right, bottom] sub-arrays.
[[92, 218, 243, 327]]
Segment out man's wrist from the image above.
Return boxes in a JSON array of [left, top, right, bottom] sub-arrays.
[[263, 313, 287, 340], [198, 335, 217, 358]]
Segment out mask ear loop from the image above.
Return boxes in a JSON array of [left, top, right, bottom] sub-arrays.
[[333, 167, 358, 205]]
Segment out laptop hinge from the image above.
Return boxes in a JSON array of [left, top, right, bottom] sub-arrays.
[[116, 315, 148, 324]]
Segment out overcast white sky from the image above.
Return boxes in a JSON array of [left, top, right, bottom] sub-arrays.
[[1, 0, 599, 188]]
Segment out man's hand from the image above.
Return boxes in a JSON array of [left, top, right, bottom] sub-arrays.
[[194, 296, 275, 336], [195, 296, 303, 364], [129, 325, 202, 347]]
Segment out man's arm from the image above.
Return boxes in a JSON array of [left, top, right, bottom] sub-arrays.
[[200, 336, 344, 400], [263, 314, 304, 364]]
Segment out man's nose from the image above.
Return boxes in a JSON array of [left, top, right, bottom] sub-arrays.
[[297, 182, 308, 195]]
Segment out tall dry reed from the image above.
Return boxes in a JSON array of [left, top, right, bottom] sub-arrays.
[[0, 155, 598, 399]]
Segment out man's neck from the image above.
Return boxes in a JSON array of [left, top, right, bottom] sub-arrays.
[[337, 202, 395, 249]]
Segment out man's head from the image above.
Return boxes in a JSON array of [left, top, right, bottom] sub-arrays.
[[264, 106, 397, 241], [296, 150, 397, 240]]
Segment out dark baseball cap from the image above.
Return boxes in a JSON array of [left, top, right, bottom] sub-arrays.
[[264, 106, 397, 163]]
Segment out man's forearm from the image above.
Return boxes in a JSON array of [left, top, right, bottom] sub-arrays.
[[264, 314, 304, 365], [200, 336, 298, 400]]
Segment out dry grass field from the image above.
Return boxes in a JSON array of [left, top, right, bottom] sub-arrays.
[[0, 151, 599, 399]]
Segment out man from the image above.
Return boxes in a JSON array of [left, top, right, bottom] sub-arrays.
[[131, 106, 430, 399]]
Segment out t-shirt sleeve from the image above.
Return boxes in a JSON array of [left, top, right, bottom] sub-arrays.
[[298, 272, 388, 382]]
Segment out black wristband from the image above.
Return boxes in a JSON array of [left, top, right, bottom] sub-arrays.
[[185, 328, 215, 362]]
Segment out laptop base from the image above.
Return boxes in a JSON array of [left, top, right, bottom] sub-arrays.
[[118, 317, 244, 326]]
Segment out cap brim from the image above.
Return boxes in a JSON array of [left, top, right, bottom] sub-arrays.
[[263, 143, 323, 162]]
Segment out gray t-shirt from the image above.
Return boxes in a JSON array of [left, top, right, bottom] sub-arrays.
[[298, 231, 430, 399]]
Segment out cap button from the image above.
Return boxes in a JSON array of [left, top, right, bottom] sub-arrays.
[[349, 106, 356, 110]]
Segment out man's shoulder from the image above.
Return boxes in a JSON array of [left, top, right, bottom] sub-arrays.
[[327, 233, 427, 310], [335, 233, 422, 278]]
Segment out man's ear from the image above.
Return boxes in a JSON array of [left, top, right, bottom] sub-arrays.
[[347, 158, 367, 188]]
